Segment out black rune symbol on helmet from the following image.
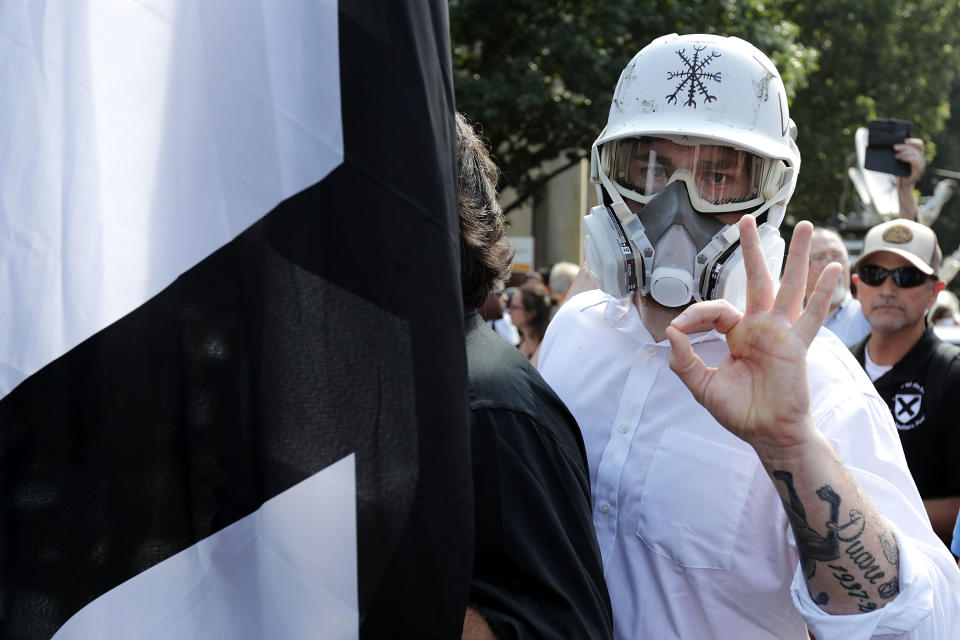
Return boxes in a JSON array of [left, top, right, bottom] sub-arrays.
[[666, 46, 721, 108]]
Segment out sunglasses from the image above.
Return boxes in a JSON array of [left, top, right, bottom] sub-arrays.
[[857, 264, 932, 288]]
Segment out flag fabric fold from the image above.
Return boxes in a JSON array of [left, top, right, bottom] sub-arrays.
[[0, 1, 472, 638]]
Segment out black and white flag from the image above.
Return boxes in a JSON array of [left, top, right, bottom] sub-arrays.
[[0, 1, 472, 638]]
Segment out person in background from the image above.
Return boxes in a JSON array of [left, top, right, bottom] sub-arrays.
[[805, 227, 871, 346], [508, 283, 552, 365], [929, 289, 960, 326], [538, 33, 960, 639], [849, 219, 960, 547], [558, 265, 600, 308], [522, 270, 543, 286], [548, 261, 580, 306], [478, 290, 520, 345], [952, 511, 960, 566], [455, 112, 613, 640]]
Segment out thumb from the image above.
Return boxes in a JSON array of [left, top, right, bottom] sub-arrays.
[[666, 325, 709, 404]]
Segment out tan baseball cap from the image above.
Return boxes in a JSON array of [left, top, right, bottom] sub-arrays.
[[854, 219, 942, 276]]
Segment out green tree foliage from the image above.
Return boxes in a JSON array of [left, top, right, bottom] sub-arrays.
[[924, 81, 960, 290], [450, 0, 815, 212], [451, 0, 960, 228], [786, 0, 960, 222]]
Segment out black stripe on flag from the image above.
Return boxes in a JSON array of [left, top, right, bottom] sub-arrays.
[[0, 1, 472, 638]]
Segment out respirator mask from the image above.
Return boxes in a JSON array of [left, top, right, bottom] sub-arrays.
[[582, 34, 800, 308], [583, 135, 787, 308]]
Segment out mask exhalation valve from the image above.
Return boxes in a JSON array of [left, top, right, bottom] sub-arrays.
[[650, 224, 697, 307]]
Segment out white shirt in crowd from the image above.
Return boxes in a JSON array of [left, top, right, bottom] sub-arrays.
[[539, 289, 960, 640], [823, 294, 872, 347], [488, 309, 520, 346]]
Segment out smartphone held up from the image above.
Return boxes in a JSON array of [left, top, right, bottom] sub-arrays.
[[864, 118, 913, 176]]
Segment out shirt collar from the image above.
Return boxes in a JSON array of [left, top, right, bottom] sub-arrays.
[[600, 293, 723, 346], [866, 323, 940, 385], [890, 323, 940, 377]]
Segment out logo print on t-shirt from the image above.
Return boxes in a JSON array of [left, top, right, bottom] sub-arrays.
[[892, 381, 925, 430]]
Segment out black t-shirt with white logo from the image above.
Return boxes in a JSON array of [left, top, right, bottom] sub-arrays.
[[851, 325, 960, 499]]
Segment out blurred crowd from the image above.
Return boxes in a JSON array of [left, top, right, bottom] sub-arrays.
[[477, 262, 581, 367]]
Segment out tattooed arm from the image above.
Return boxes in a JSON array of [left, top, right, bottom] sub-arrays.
[[666, 218, 902, 614], [762, 439, 900, 613]]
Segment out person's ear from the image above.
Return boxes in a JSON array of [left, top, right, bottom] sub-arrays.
[[929, 279, 946, 308]]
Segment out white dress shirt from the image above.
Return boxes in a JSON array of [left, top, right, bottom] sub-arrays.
[[823, 294, 872, 347], [539, 289, 960, 640]]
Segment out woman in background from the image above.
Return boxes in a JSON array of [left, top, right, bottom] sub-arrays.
[[509, 283, 553, 366]]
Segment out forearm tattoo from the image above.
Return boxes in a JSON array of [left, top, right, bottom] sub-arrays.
[[773, 470, 900, 611]]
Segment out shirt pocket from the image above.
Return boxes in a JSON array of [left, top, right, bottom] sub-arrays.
[[635, 429, 757, 570]]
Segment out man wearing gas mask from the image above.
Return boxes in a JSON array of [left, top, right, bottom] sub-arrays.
[[538, 34, 960, 639]]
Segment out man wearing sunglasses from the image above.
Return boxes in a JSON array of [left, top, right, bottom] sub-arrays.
[[850, 219, 960, 548], [456, 113, 613, 640]]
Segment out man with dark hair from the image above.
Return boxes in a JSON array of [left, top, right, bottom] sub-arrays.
[[455, 112, 613, 640], [850, 219, 960, 546], [478, 290, 521, 346]]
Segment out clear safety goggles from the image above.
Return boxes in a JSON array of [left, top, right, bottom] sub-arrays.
[[605, 135, 787, 213]]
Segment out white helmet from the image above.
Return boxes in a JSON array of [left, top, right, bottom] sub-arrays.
[[583, 33, 801, 307]]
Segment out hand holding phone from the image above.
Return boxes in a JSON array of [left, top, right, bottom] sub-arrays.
[[864, 118, 913, 176]]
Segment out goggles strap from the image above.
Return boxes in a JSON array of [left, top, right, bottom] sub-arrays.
[[598, 159, 638, 225]]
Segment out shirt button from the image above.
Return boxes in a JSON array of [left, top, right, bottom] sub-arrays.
[[647, 346, 657, 357], [599, 503, 611, 514], [619, 422, 629, 433]]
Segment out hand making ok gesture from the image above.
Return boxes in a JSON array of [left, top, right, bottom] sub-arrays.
[[665, 217, 843, 455]]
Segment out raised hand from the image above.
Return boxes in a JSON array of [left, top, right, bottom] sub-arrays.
[[665, 217, 843, 454], [896, 138, 926, 221], [895, 137, 926, 189]]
